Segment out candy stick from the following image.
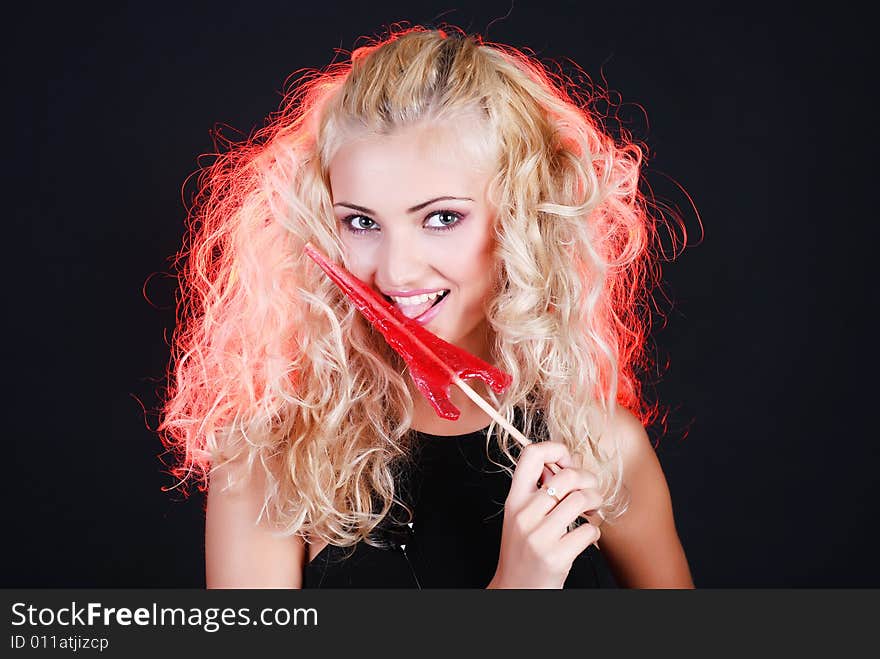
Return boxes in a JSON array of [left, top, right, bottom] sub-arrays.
[[304, 242, 604, 540]]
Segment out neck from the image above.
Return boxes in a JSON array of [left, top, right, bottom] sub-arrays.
[[408, 318, 497, 435], [456, 318, 493, 364]]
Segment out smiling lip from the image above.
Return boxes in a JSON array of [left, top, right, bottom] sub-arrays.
[[413, 290, 449, 325], [389, 289, 448, 320], [381, 287, 447, 298]]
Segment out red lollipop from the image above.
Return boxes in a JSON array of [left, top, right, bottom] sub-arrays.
[[303, 241, 511, 420]]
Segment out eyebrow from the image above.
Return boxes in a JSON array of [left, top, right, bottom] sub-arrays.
[[333, 196, 474, 215]]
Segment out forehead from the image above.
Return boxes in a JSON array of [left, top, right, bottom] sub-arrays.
[[328, 120, 495, 203]]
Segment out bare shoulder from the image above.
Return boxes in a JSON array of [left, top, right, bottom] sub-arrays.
[[584, 403, 695, 588], [205, 456, 307, 588], [585, 404, 649, 464]]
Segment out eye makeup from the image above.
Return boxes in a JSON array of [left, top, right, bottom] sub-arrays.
[[340, 210, 465, 236]]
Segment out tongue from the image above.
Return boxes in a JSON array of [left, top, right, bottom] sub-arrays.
[[396, 297, 436, 319]]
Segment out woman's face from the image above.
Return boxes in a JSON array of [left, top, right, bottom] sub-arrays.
[[328, 121, 497, 360]]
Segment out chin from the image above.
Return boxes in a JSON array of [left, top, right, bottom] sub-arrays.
[[430, 325, 454, 342]]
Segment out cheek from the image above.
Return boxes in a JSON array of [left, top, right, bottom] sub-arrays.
[[443, 242, 482, 282], [339, 238, 372, 278], [456, 220, 495, 274], [447, 230, 495, 293]]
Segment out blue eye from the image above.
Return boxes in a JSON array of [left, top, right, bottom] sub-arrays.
[[340, 210, 464, 235], [425, 210, 463, 231]]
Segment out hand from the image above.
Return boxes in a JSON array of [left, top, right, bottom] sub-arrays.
[[489, 441, 603, 589]]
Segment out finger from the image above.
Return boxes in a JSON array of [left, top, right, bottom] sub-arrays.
[[517, 481, 567, 529], [557, 519, 601, 559], [508, 441, 571, 507], [584, 510, 605, 529], [533, 467, 600, 514], [543, 445, 590, 479], [541, 467, 599, 499], [520, 467, 592, 529], [543, 488, 604, 536], [536, 465, 554, 488]]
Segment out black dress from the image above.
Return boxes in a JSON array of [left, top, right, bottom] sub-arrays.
[[303, 420, 618, 588]]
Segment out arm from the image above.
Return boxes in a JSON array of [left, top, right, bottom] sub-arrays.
[[205, 456, 306, 588], [593, 407, 695, 588]]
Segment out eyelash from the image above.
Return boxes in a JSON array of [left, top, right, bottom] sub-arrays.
[[340, 210, 464, 236]]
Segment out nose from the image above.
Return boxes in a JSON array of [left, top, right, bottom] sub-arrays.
[[377, 230, 427, 289]]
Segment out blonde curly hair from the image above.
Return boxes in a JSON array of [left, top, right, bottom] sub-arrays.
[[158, 25, 670, 551]]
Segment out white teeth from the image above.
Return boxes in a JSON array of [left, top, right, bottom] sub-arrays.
[[390, 290, 446, 306]]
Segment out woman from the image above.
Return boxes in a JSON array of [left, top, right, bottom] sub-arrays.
[[159, 25, 694, 588]]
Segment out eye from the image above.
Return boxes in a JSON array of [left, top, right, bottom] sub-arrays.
[[424, 210, 464, 232], [340, 210, 465, 236], [340, 215, 378, 235]]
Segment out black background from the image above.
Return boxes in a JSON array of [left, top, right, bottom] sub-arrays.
[[7, 1, 876, 587]]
